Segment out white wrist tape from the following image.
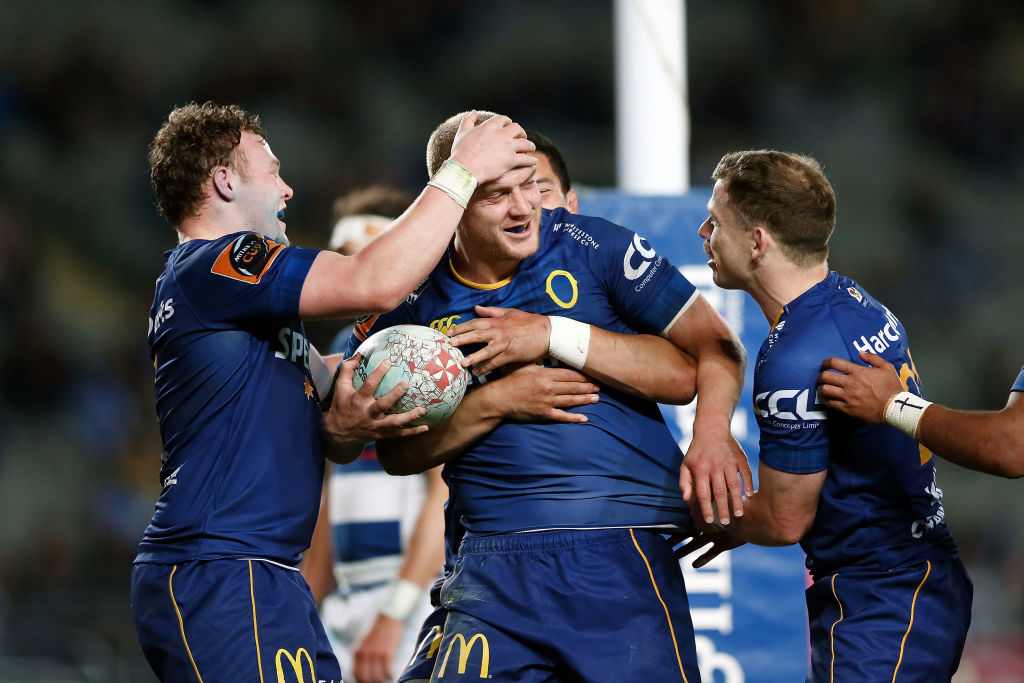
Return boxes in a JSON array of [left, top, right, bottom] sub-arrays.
[[428, 159, 478, 209], [378, 578, 422, 622], [547, 316, 591, 370], [884, 391, 933, 440]]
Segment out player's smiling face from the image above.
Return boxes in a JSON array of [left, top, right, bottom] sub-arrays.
[[232, 132, 293, 245], [698, 179, 752, 289], [453, 165, 542, 282]]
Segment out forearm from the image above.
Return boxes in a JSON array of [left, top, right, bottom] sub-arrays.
[[582, 328, 697, 404], [377, 385, 503, 475], [349, 188, 465, 305], [722, 466, 823, 546], [716, 494, 805, 547], [665, 297, 746, 433], [919, 402, 1024, 478], [300, 479, 337, 607], [691, 341, 745, 435], [393, 469, 446, 588], [300, 189, 465, 319]]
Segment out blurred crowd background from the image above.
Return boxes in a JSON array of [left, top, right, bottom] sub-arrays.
[[1, 1, 1022, 680]]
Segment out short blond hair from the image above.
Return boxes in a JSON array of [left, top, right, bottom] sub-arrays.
[[425, 110, 497, 178]]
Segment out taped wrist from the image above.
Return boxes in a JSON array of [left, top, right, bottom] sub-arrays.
[[428, 159, 478, 209], [378, 578, 423, 622], [883, 391, 933, 440], [547, 316, 591, 370]]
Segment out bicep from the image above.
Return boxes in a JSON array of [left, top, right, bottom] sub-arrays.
[[299, 250, 388, 320]]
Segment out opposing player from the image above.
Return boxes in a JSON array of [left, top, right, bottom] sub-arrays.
[[301, 186, 448, 683], [818, 352, 1024, 478], [130, 102, 535, 683], [343, 112, 749, 682], [688, 149, 972, 681]]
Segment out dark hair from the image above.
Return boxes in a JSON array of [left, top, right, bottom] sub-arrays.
[[712, 150, 836, 265], [332, 184, 416, 222], [425, 110, 496, 178], [525, 129, 571, 192], [148, 101, 264, 227]]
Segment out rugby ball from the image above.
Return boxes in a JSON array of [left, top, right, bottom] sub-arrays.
[[352, 324, 468, 427]]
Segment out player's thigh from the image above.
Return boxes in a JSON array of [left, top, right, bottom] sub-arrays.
[[559, 529, 700, 682], [427, 609, 559, 683], [807, 559, 972, 682], [132, 560, 341, 683]]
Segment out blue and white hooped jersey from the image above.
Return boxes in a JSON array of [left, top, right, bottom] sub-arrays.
[[755, 271, 958, 577], [327, 446, 428, 591], [137, 232, 326, 566], [348, 208, 699, 535], [1012, 364, 1024, 393]]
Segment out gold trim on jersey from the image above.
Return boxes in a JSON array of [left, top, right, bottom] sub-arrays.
[[169, 565, 206, 683], [448, 259, 512, 290], [630, 529, 689, 681]]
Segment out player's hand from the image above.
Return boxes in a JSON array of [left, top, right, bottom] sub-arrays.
[[352, 613, 404, 683], [449, 111, 536, 184], [668, 529, 746, 568], [680, 426, 752, 527], [484, 363, 599, 423], [818, 351, 902, 424], [448, 305, 550, 375], [322, 354, 429, 447]]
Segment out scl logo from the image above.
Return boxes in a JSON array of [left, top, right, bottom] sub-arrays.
[[437, 633, 490, 678], [430, 315, 462, 335], [755, 388, 826, 421], [623, 234, 657, 281]]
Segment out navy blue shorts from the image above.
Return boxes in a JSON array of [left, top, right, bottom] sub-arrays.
[[131, 559, 342, 683], [806, 558, 972, 682], [426, 528, 700, 682], [399, 600, 447, 682]]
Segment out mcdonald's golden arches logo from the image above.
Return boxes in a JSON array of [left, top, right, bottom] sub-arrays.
[[275, 648, 315, 683], [437, 633, 490, 678]]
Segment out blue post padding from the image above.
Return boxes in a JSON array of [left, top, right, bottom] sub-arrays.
[[578, 189, 809, 682]]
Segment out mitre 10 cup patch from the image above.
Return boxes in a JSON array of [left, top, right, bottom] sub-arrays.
[[211, 233, 284, 283]]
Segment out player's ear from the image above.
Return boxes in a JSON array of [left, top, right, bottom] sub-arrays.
[[211, 165, 235, 201], [751, 226, 770, 260], [566, 189, 579, 214]]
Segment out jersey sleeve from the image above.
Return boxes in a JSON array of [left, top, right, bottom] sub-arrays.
[[754, 325, 837, 475], [567, 213, 697, 334], [1013, 364, 1024, 393], [177, 233, 319, 324]]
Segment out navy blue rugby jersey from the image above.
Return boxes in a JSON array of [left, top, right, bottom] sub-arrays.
[[755, 271, 958, 578], [349, 208, 699, 534], [136, 232, 326, 566], [1013, 364, 1024, 392]]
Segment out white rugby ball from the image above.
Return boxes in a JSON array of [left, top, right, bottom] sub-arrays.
[[352, 324, 468, 427]]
